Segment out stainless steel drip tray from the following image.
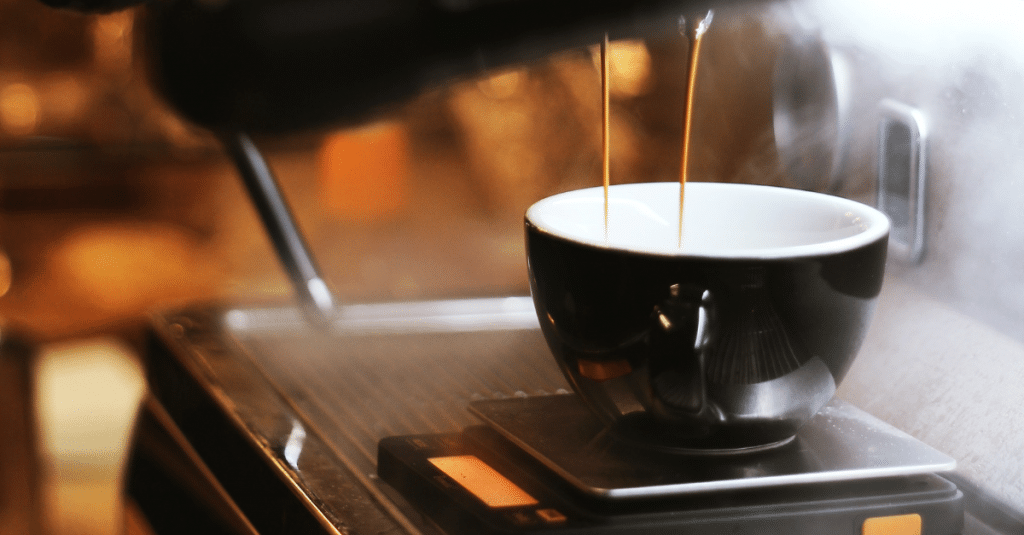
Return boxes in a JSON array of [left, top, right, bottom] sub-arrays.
[[144, 297, 568, 535]]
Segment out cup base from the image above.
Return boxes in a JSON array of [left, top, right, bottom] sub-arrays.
[[610, 414, 799, 456]]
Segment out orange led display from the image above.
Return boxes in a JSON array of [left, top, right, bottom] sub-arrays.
[[429, 455, 538, 508], [863, 513, 922, 535]]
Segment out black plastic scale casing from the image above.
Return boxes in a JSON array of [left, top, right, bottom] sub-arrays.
[[378, 425, 963, 535]]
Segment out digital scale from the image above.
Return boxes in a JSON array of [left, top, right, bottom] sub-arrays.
[[378, 394, 963, 535]]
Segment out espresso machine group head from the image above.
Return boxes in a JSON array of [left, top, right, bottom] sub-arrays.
[[45, 0, 747, 132], [41, 0, 757, 326], [150, 0, 739, 133]]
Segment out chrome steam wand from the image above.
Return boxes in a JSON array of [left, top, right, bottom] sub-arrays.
[[221, 132, 336, 328]]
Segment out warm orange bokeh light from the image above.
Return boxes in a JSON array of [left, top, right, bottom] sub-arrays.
[[0, 83, 41, 136], [318, 121, 409, 222]]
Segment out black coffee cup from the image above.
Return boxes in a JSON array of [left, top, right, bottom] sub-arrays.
[[525, 182, 889, 453]]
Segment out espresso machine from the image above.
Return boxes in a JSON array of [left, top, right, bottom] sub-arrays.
[[42, 0, 1021, 532]]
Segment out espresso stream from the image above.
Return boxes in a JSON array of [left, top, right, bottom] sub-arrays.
[[601, 13, 713, 247], [678, 12, 712, 247], [601, 34, 611, 239]]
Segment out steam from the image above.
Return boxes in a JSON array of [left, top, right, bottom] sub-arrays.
[[793, 0, 1024, 341], [799, 0, 1024, 65]]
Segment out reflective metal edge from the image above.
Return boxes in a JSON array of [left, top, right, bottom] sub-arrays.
[[221, 296, 540, 335], [145, 303, 423, 535]]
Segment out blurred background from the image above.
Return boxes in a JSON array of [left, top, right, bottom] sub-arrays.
[[0, 0, 800, 532]]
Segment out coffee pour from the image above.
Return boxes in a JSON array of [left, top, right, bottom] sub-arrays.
[[601, 12, 712, 247], [590, 12, 828, 449], [677, 11, 713, 247]]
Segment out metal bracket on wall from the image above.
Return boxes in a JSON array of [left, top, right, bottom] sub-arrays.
[[877, 99, 928, 264]]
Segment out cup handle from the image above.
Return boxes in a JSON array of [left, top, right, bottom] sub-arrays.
[[648, 283, 721, 418]]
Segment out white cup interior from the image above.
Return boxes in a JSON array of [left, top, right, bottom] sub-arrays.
[[526, 182, 890, 258]]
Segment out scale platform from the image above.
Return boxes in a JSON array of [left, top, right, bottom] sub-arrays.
[[378, 395, 963, 535], [470, 394, 957, 498]]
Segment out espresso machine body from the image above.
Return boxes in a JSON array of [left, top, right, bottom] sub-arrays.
[[119, 0, 1024, 533]]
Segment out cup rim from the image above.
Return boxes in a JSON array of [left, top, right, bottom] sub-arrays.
[[525, 182, 890, 260]]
